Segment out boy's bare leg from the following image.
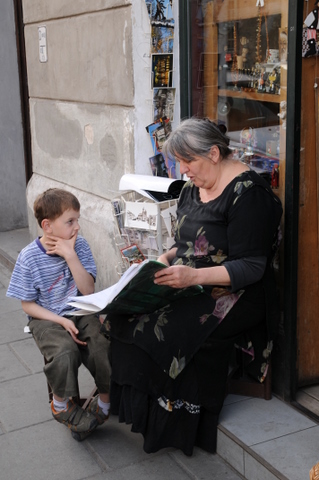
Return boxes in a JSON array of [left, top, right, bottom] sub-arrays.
[[99, 393, 110, 403], [53, 394, 65, 402]]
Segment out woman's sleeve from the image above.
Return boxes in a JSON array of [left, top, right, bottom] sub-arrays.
[[224, 255, 267, 292], [227, 185, 282, 260]]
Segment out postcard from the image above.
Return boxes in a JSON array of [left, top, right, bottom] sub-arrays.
[[120, 228, 158, 254], [151, 53, 173, 88], [153, 87, 176, 122], [146, 0, 174, 22], [151, 22, 174, 54], [124, 201, 158, 231], [120, 244, 146, 265], [111, 198, 124, 230], [161, 203, 177, 237], [149, 153, 169, 177], [120, 227, 136, 246], [146, 118, 172, 155]]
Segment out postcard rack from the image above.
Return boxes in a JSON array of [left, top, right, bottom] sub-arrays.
[[112, 190, 177, 275]]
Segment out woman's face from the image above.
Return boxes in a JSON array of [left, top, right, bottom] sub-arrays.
[[177, 147, 220, 189]]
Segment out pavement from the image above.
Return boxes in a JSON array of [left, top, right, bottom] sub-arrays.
[[0, 227, 319, 480]]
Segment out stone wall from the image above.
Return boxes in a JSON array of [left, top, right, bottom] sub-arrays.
[[23, 0, 137, 290], [22, 0, 179, 289]]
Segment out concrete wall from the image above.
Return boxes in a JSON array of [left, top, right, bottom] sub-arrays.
[[22, 0, 179, 289], [0, 0, 28, 231], [23, 0, 135, 290]]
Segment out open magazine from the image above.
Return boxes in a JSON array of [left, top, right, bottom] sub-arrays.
[[68, 259, 204, 316]]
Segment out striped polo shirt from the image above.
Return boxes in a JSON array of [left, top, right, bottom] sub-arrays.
[[6, 235, 97, 317]]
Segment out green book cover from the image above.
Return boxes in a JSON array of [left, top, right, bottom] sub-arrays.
[[68, 260, 204, 316]]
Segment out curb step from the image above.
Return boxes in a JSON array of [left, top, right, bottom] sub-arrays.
[[0, 247, 15, 272], [217, 425, 289, 480]]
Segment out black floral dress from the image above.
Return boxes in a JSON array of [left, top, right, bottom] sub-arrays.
[[107, 170, 282, 456]]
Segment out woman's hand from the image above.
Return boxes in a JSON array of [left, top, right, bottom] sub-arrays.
[[157, 247, 177, 267], [154, 265, 198, 289]]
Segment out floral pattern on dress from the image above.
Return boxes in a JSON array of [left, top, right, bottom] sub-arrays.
[[131, 305, 171, 342], [233, 179, 254, 205], [194, 232, 210, 256], [213, 289, 244, 322], [158, 395, 200, 414], [175, 224, 217, 268], [169, 354, 186, 379], [210, 249, 227, 264], [199, 288, 244, 326]]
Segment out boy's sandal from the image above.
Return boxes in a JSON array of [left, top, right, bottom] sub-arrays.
[[87, 395, 109, 425], [71, 429, 95, 442], [51, 399, 98, 433], [310, 462, 319, 480]]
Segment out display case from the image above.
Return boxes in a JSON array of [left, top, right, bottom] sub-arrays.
[[189, 0, 288, 208]]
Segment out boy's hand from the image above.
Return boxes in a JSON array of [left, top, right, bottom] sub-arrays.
[[45, 233, 78, 259], [62, 318, 87, 346]]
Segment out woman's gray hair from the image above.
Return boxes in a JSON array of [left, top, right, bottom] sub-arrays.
[[162, 117, 232, 162]]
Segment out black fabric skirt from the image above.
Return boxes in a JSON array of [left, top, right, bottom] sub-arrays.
[[108, 282, 267, 456], [110, 338, 227, 456]]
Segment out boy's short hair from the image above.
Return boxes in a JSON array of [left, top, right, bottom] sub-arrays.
[[34, 188, 80, 227]]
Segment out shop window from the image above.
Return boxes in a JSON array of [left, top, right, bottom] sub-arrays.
[[186, 0, 288, 197]]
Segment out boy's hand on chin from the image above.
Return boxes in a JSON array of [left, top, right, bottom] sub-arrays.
[[45, 232, 78, 258]]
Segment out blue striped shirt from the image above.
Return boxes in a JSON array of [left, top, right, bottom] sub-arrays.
[[6, 235, 97, 317]]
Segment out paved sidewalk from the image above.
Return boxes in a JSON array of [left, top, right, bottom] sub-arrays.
[[0, 228, 243, 480], [1, 228, 319, 480]]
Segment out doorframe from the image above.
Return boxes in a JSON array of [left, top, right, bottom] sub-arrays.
[[13, 0, 32, 183], [283, 0, 303, 402]]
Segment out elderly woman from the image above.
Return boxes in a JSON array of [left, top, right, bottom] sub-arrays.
[[107, 117, 282, 456]]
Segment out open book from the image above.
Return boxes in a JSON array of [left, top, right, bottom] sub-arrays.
[[68, 259, 204, 316]]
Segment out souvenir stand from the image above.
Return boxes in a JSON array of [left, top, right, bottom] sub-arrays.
[[112, 174, 184, 276]]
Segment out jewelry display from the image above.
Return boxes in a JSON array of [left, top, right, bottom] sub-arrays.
[[218, 9, 281, 95], [231, 22, 240, 90]]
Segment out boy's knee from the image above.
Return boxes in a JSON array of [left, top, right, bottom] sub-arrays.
[[44, 348, 81, 376]]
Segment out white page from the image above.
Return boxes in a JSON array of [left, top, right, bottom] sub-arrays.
[[119, 174, 176, 193], [67, 260, 149, 310]]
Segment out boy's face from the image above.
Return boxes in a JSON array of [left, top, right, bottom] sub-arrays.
[[46, 208, 80, 239]]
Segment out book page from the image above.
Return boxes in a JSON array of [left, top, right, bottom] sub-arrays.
[[68, 260, 153, 311]]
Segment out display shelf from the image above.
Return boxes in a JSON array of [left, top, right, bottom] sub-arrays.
[[218, 89, 285, 104], [112, 191, 178, 273]]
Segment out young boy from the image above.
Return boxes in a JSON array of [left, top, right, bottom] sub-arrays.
[[7, 188, 111, 441]]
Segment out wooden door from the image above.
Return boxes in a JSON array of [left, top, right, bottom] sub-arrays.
[[297, 55, 319, 385]]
